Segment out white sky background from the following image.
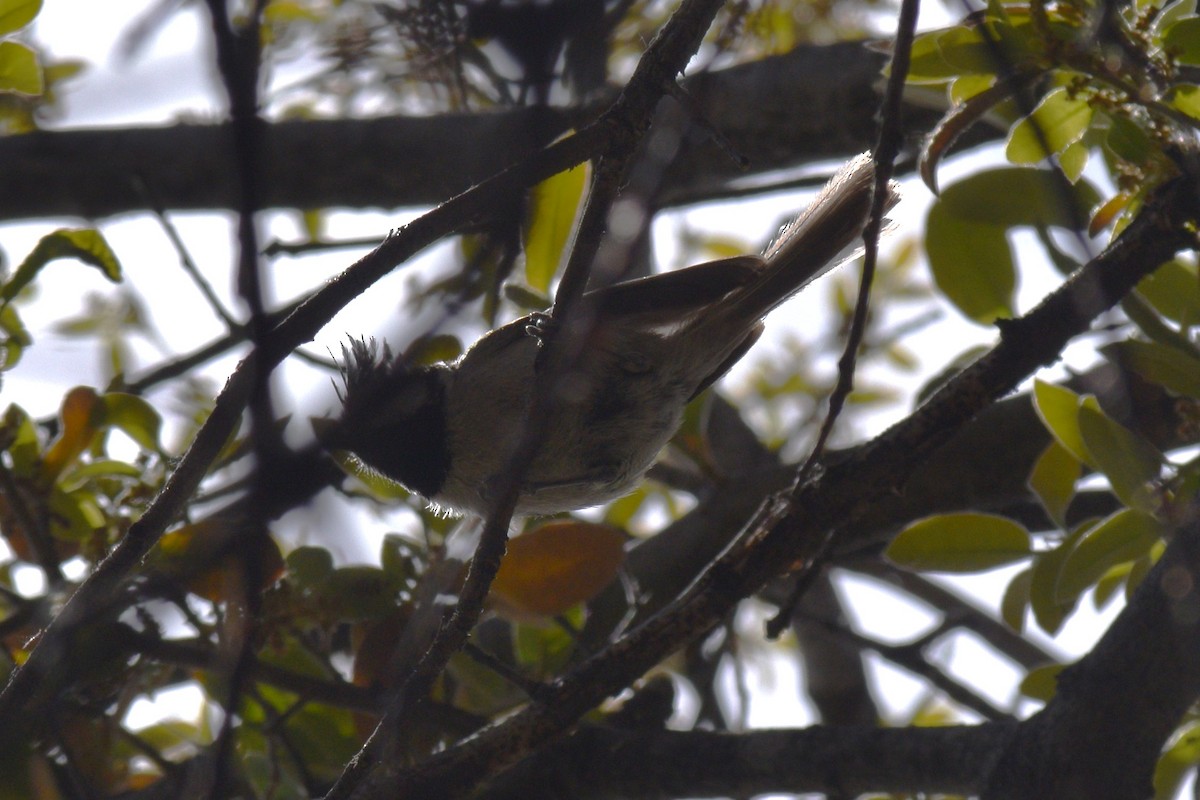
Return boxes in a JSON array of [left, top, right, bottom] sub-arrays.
[[6, 0, 1168, 790]]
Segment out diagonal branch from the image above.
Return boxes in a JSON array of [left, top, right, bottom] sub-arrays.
[[366, 158, 1200, 800], [0, 42, 978, 220]]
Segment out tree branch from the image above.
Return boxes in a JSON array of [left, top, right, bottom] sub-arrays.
[[984, 515, 1200, 798], [477, 722, 1018, 799], [0, 42, 979, 220]]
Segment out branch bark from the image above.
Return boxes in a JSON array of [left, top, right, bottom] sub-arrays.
[[478, 723, 1018, 799], [0, 41, 971, 220], [984, 517, 1200, 798]]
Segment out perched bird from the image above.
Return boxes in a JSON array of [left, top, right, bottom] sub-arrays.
[[329, 153, 898, 516]]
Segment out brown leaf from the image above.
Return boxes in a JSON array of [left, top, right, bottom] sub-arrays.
[[491, 521, 626, 619]]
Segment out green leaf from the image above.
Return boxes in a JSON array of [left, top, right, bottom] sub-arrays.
[[330, 450, 413, 501], [1033, 380, 1095, 469], [1102, 340, 1200, 399], [906, 28, 965, 84], [1155, 0, 1198, 36], [287, 545, 334, 587], [135, 719, 207, 752], [408, 334, 463, 366], [0, 0, 40, 35], [1135, 258, 1200, 324], [3, 228, 122, 306], [949, 73, 997, 102], [886, 513, 1032, 572], [1019, 663, 1065, 702], [49, 487, 105, 540], [1055, 509, 1164, 604], [2, 403, 41, 475], [1059, 140, 1089, 182], [1154, 722, 1200, 800], [503, 283, 551, 311], [1006, 87, 1094, 164], [523, 161, 589, 293], [0, 302, 30, 371], [926, 214, 1014, 323], [380, 533, 419, 586], [1035, 383, 1166, 514], [59, 458, 145, 490], [1105, 114, 1154, 165], [1029, 521, 1090, 635], [1028, 439, 1080, 529], [1171, 85, 1200, 121], [1078, 398, 1164, 512], [322, 566, 395, 620], [936, 25, 1004, 76], [1164, 17, 1200, 65], [603, 485, 648, 529], [1092, 560, 1132, 609], [932, 166, 1100, 226], [1126, 546, 1161, 601], [0, 40, 41, 95], [1001, 567, 1032, 632], [512, 606, 582, 677], [100, 392, 162, 453], [925, 169, 1100, 323], [264, 0, 323, 24]]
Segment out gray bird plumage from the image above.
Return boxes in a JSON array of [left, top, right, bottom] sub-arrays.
[[330, 153, 899, 516]]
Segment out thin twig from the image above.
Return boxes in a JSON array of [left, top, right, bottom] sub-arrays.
[[323, 1, 732, 797], [849, 561, 1059, 671], [137, 176, 241, 331], [765, 0, 921, 639], [809, 614, 1013, 721]]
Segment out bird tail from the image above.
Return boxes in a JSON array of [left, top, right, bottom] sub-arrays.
[[707, 153, 900, 328]]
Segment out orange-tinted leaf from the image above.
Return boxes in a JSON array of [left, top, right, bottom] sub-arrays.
[[351, 610, 408, 689], [491, 521, 625, 618], [154, 520, 284, 600], [41, 386, 100, 481], [1090, 192, 1130, 236]]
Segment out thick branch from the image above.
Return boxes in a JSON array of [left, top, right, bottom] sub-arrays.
[[984, 517, 1200, 798], [479, 723, 1018, 799], [0, 42, 967, 220]]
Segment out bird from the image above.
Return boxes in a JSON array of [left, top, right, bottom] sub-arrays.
[[327, 153, 898, 517]]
